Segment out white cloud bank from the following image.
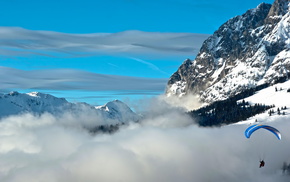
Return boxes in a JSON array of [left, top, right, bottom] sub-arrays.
[[0, 98, 290, 182], [0, 27, 209, 58]]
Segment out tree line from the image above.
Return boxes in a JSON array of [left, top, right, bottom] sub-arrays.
[[189, 98, 273, 127]]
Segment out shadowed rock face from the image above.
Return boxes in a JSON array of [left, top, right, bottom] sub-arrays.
[[166, 0, 290, 104], [266, 0, 290, 20]]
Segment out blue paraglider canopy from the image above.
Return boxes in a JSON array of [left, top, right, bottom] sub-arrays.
[[245, 124, 281, 140]]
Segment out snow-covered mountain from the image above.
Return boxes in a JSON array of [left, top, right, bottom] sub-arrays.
[[95, 99, 141, 123], [166, 0, 290, 104], [0, 91, 140, 124]]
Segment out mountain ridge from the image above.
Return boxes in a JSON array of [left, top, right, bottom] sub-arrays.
[[166, 0, 290, 104], [0, 91, 140, 126]]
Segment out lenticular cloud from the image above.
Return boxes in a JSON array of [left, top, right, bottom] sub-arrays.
[[0, 27, 209, 58]]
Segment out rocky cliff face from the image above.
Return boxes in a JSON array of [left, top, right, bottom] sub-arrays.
[[166, 0, 290, 104]]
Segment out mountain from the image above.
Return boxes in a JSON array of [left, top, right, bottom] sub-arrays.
[[95, 99, 141, 123], [166, 0, 290, 104], [0, 91, 140, 125]]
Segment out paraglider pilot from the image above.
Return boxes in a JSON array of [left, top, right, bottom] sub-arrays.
[[259, 160, 265, 168], [245, 124, 281, 169]]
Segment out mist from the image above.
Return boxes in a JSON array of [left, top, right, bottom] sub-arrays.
[[1, 97, 290, 182]]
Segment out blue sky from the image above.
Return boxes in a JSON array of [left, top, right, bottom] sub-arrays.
[[0, 0, 274, 106]]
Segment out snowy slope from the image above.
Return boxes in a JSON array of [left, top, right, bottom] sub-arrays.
[[235, 79, 290, 125], [0, 91, 140, 124], [0, 91, 70, 116]]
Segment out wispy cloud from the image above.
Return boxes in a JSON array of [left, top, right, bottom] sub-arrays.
[[129, 57, 168, 75], [0, 27, 209, 58]]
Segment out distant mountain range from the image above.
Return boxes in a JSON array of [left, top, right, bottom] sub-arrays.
[[0, 91, 140, 127], [166, 0, 290, 104]]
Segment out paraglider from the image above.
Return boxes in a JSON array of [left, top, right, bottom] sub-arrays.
[[244, 124, 281, 140], [259, 160, 265, 168], [245, 124, 281, 168]]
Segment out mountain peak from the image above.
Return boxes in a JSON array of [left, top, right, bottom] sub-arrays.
[[100, 99, 132, 113], [95, 99, 140, 123], [166, 0, 290, 105], [268, 0, 290, 16], [26, 92, 40, 97], [9, 91, 19, 96], [266, 0, 290, 23], [105, 99, 129, 110]]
